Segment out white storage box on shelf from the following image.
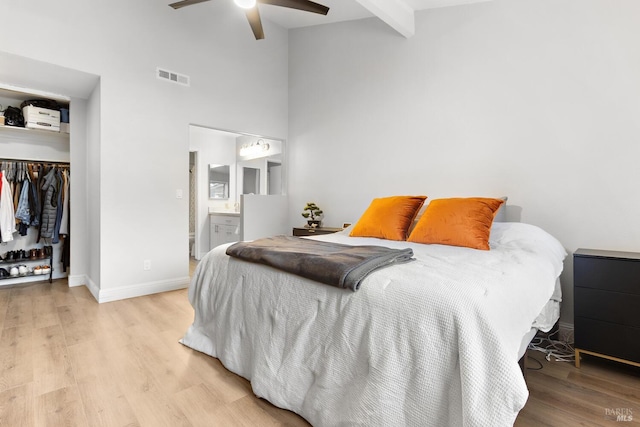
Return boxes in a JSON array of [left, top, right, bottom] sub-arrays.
[[22, 105, 61, 131]]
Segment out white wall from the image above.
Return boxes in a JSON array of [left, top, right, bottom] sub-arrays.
[[288, 0, 640, 325], [68, 97, 90, 287], [2, 0, 288, 301], [241, 194, 289, 240], [86, 83, 102, 295]]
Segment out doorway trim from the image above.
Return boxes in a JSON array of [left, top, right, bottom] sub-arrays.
[[189, 150, 200, 260]]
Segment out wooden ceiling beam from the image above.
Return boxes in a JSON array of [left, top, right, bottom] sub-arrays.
[[355, 0, 415, 38]]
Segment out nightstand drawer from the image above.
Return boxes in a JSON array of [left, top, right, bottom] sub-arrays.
[[575, 316, 640, 364], [574, 255, 640, 295], [293, 227, 342, 237], [574, 287, 640, 327]]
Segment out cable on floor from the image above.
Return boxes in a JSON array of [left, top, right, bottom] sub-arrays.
[[526, 355, 543, 371], [527, 327, 575, 363]]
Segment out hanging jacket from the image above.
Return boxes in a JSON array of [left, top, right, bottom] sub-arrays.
[[15, 180, 31, 225], [0, 172, 16, 243], [59, 170, 70, 235], [39, 167, 58, 239], [30, 164, 41, 227], [52, 169, 64, 244]]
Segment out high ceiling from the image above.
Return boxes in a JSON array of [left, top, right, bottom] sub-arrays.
[[260, 0, 492, 37]]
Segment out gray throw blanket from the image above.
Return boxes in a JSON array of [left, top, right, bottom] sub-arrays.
[[225, 235, 414, 291]]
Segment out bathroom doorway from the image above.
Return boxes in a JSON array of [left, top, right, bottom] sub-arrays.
[[242, 167, 260, 194]]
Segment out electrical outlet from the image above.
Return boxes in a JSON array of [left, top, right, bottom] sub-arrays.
[[143, 260, 151, 271]]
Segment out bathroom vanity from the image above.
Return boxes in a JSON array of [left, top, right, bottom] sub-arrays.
[[209, 212, 240, 250]]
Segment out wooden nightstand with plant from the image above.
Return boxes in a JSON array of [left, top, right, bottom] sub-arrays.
[[295, 202, 343, 236]]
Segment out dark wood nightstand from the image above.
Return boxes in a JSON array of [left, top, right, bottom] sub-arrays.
[[292, 227, 343, 237], [574, 248, 640, 368]]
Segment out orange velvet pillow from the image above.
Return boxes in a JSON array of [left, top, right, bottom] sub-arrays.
[[350, 196, 427, 241], [407, 197, 504, 250]]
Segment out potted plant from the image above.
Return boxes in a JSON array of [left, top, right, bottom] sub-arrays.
[[301, 202, 323, 228]]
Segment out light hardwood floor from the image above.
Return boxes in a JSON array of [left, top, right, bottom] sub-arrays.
[[0, 270, 638, 426], [0, 276, 309, 427], [516, 351, 640, 426]]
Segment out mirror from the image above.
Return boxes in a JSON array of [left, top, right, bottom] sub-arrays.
[[237, 137, 284, 199], [209, 164, 230, 199]]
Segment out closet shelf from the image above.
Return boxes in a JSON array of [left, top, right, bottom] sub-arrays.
[[0, 124, 69, 139]]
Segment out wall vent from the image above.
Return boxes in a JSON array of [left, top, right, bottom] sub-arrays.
[[157, 67, 190, 87]]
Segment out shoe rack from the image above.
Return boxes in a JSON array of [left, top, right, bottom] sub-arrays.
[[0, 246, 54, 284]]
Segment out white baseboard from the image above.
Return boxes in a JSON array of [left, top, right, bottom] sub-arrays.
[[67, 274, 86, 287], [97, 276, 190, 303], [86, 277, 100, 302]]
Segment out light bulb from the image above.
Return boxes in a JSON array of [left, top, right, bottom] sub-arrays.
[[234, 0, 256, 9]]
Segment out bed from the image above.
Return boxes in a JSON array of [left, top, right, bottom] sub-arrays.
[[180, 198, 566, 426]]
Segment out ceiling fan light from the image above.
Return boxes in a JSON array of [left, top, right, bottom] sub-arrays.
[[234, 0, 256, 9]]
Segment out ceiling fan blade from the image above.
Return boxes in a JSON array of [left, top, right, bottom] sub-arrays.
[[169, 0, 211, 9], [259, 0, 329, 15], [245, 7, 265, 40]]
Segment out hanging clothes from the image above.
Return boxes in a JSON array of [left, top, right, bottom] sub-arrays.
[[39, 167, 58, 240], [27, 165, 38, 227], [0, 159, 70, 244], [59, 169, 70, 235], [0, 171, 16, 243], [61, 235, 70, 272], [12, 176, 21, 211], [15, 179, 31, 225], [12, 162, 26, 212], [61, 175, 71, 272], [15, 179, 31, 236], [30, 163, 42, 227], [52, 168, 64, 244]]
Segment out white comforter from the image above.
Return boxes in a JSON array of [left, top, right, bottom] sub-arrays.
[[180, 222, 566, 426]]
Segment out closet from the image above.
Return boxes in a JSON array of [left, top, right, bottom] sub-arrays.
[[0, 86, 71, 286]]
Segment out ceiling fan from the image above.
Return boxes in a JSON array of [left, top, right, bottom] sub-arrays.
[[169, 0, 330, 40]]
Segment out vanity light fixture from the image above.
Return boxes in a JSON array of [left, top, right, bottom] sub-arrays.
[[234, 0, 256, 8], [239, 139, 270, 157]]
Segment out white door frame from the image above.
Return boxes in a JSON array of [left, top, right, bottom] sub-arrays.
[[190, 150, 199, 260]]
